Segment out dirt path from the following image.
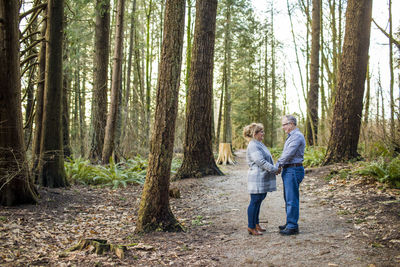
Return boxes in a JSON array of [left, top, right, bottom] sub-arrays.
[[185, 149, 379, 266], [1, 149, 399, 266]]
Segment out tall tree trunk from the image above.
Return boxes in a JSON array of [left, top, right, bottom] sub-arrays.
[[306, 0, 321, 146], [0, 0, 38, 205], [121, 0, 137, 153], [89, 0, 110, 163], [32, 7, 47, 178], [388, 0, 395, 142], [184, 0, 193, 98], [102, 0, 125, 164], [38, 0, 67, 187], [324, 0, 372, 164], [144, 0, 153, 149], [175, 0, 222, 179], [135, 0, 186, 233], [62, 17, 71, 158], [363, 62, 371, 125], [270, 6, 276, 147], [222, 1, 232, 145]]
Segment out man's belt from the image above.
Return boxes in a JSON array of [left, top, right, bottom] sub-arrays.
[[282, 163, 303, 168]]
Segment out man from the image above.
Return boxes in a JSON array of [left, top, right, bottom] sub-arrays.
[[276, 115, 305, 235]]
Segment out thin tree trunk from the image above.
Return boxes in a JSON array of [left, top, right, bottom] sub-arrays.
[[215, 82, 224, 151], [306, 0, 320, 146], [32, 7, 47, 178], [175, 0, 222, 179], [135, 0, 186, 233], [102, 0, 125, 164], [62, 26, 71, 158], [388, 0, 395, 141], [0, 0, 38, 205]]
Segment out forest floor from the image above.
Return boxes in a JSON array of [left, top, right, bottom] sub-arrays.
[[1, 150, 400, 266]]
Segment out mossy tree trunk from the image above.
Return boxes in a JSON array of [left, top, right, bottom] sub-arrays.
[[324, 0, 372, 164], [0, 0, 38, 205], [135, 0, 186, 233], [175, 0, 222, 179]]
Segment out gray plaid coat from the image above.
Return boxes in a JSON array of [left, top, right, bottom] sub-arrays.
[[246, 140, 278, 194]]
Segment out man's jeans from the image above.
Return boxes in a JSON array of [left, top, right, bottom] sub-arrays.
[[247, 193, 267, 229], [282, 166, 304, 229]]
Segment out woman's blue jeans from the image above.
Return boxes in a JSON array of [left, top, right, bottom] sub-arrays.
[[282, 166, 304, 229], [247, 193, 267, 229]]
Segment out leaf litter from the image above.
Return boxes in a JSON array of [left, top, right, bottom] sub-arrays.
[[0, 153, 399, 266]]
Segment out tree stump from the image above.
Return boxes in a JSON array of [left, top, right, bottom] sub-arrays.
[[216, 143, 236, 165]]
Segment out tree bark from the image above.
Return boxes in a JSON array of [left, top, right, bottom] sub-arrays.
[[324, 0, 372, 164], [0, 0, 38, 205], [135, 0, 186, 233], [32, 6, 47, 178], [175, 0, 222, 179], [89, 0, 110, 163], [102, 0, 125, 164], [306, 0, 320, 146], [38, 0, 67, 187]]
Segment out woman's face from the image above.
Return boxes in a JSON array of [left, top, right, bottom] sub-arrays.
[[254, 129, 264, 141]]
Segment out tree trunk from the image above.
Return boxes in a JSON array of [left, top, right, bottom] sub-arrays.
[[32, 7, 47, 178], [89, 0, 110, 163], [306, 0, 320, 146], [62, 17, 71, 158], [102, 0, 125, 164], [135, 0, 185, 233], [0, 0, 38, 205], [38, 0, 67, 187], [324, 0, 372, 164], [222, 1, 232, 145], [175, 0, 222, 179]]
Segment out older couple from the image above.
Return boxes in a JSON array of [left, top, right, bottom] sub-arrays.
[[243, 115, 305, 236]]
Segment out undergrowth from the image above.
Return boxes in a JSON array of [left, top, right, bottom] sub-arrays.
[[65, 156, 182, 189], [355, 156, 400, 188]]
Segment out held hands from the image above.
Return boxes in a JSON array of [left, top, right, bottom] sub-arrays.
[[275, 167, 282, 175]]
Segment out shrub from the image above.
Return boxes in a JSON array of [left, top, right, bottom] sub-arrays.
[[64, 155, 183, 189], [356, 156, 400, 188], [303, 146, 326, 167]]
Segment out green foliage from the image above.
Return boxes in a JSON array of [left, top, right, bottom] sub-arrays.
[[269, 147, 282, 160], [64, 157, 98, 185], [65, 156, 183, 189], [303, 146, 326, 167], [361, 140, 398, 159], [356, 156, 400, 188]]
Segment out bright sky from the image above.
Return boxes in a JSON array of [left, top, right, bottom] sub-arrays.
[[252, 0, 400, 117]]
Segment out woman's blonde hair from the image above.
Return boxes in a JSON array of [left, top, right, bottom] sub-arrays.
[[243, 123, 264, 140]]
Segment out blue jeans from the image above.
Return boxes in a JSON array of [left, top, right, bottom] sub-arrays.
[[282, 166, 304, 229], [247, 193, 267, 229]]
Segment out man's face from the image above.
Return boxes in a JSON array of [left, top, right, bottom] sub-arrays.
[[281, 118, 295, 134]]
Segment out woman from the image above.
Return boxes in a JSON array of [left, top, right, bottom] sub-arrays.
[[243, 123, 278, 235]]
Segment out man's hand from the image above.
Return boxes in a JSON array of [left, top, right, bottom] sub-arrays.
[[275, 167, 282, 175]]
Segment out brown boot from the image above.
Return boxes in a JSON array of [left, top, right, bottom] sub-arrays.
[[256, 224, 266, 232], [248, 228, 263, 235]]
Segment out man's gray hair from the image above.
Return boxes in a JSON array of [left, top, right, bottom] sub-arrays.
[[284, 115, 297, 125]]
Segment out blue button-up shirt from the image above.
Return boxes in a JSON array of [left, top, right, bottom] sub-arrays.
[[276, 128, 305, 167]]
